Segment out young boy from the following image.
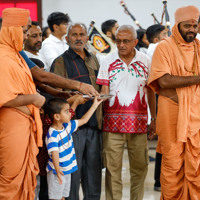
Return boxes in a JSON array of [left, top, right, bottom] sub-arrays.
[[45, 96, 102, 200]]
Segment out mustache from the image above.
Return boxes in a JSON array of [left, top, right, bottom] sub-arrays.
[[186, 32, 196, 36], [75, 40, 83, 44], [35, 42, 42, 46]]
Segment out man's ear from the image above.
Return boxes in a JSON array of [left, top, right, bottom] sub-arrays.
[[53, 24, 58, 32], [153, 37, 159, 44], [134, 39, 139, 46], [66, 36, 69, 44], [86, 35, 89, 42], [106, 31, 112, 38]]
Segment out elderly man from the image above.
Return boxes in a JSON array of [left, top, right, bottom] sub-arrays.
[[96, 25, 156, 200], [51, 23, 103, 200], [148, 6, 200, 200]]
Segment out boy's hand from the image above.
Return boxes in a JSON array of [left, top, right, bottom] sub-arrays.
[[56, 168, 64, 184], [75, 95, 88, 105], [68, 94, 87, 105], [92, 96, 103, 109]]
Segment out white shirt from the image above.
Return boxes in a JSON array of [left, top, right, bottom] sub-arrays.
[[139, 47, 148, 54], [39, 34, 68, 71], [146, 43, 159, 125], [147, 43, 158, 63], [24, 50, 47, 69], [196, 33, 200, 40]]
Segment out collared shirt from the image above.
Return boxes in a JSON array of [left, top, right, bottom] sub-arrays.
[[51, 47, 101, 128], [96, 49, 150, 134], [39, 34, 68, 71]]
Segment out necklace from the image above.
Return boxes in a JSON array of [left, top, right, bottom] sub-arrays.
[[173, 36, 198, 76], [54, 126, 70, 150]]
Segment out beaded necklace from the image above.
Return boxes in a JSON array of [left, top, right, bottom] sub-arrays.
[[54, 126, 70, 150]]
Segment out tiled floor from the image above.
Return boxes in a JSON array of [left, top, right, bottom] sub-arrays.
[[80, 140, 161, 200]]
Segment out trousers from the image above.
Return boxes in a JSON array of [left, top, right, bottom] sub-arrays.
[[66, 127, 102, 200], [103, 132, 148, 200]]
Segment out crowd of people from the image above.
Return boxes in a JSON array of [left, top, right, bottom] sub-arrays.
[[0, 4, 200, 200]]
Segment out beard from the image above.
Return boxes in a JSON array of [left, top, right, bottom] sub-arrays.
[[182, 32, 197, 42], [178, 24, 197, 42]]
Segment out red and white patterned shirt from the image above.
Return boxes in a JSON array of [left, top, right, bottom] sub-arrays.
[[96, 49, 150, 134]]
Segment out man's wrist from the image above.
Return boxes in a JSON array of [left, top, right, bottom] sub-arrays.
[[79, 82, 83, 91], [151, 117, 156, 121]]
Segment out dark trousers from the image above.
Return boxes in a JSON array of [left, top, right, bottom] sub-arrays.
[[154, 152, 162, 185], [66, 127, 102, 200], [39, 175, 48, 200]]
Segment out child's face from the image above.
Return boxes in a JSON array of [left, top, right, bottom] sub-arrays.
[[59, 103, 71, 123]]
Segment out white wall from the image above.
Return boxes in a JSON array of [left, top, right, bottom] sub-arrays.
[[42, 0, 200, 30]]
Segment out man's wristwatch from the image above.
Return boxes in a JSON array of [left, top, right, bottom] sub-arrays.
[[151, 117, 156, 121]]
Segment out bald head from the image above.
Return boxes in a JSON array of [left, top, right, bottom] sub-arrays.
[[115, 25, 137, 40]]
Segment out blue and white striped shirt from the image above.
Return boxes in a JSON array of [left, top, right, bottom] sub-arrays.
[[45, 120, 78, 175]]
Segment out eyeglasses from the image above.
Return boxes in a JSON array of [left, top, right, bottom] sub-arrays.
[[115, 39, 134, 45]]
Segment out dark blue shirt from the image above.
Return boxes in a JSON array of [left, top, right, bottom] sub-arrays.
[[19, 50, 36, 69]]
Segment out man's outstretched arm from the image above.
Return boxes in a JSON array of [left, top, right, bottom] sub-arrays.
[[30, 66, 99, 96]]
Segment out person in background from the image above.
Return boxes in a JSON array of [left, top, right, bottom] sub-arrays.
[[146, 24, 168, 192], [148, 6, 200, 199], [42, 26, 51, 41], [101, 19, 119, 46], [24, 21, 44, 61], [146, 24, 168, 61], [136, 28, 149, 54], [94, 19, 119, 62], [39, 12, 70, 71]]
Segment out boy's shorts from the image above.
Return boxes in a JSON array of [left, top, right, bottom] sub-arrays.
[[47, 170, 71, 199]]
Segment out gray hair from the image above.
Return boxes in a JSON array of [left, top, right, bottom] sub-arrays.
[[67, 22, 87, 36], [115, 25, 137, 39]]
